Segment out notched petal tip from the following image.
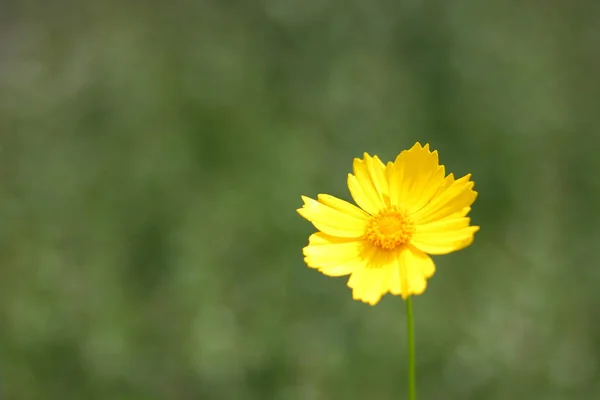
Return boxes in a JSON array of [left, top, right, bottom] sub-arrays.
[[300, 195, 314, 205], [354, 153, 373, 164], [371, 155, 387, 171], [297, 196, 316, 217], [398, 142, 439, 164], [296, 207, 310, 220], [408, 142, 433, 152], [459, 173, 473, 183], [351, 290, 382, 306], [401, 285, 427, 300]]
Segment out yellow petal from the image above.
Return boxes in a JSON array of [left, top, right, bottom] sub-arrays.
[[385, 161, 394, 183], [366, 155, 390, 203], [344, 244, 436, 304], [348, 266, 391, 305], [435, 172, 456, 195], [411, 245, 436, 279], [449, 206, 472, 219], [303, 233, 364, 276], [317, 194, 369, 220], [395, 246, 436, 299], [415, 216, 471, 234], [346, 244, 397, 305], [347, 153, 388, 214], [297, 195, 367, 238], [411, 225, 480, 255], [389, 143, 446, 214], [411, 174, 478, 225]]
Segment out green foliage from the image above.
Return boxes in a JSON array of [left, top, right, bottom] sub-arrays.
[[1, 1, 600, 399]]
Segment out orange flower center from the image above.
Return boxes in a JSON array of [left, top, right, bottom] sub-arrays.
[[364, 208, 414, 250]]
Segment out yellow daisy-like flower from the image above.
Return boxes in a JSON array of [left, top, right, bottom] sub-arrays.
[[297, 143, 479, 305]]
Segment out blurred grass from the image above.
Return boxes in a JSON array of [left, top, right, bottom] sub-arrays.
[[1, 0, 600, 399]]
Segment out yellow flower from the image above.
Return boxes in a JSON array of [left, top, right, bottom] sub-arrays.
[[297, 143, 479, 305]]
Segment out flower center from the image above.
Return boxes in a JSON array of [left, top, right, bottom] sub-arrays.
[[364, 208, 414, 250]]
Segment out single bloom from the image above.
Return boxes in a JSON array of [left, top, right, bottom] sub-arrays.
[[297, 143, 479, 305]]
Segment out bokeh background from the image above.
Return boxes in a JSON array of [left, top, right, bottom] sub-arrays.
[[2, 1, 600, 399]]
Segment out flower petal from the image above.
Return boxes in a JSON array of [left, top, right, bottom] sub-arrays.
[[346, 245, 396, 305], [411, 174, 478, 225], [345, 244, 436, 304], [411, 225, 480, 255], [365, 155, 390, 204], [347, 153, 387, 214], [317, 194, 369, 220], [303, 233, 364, 276], [415, 215, 472, 233], [348, 266, 392, 305], [389, 143, 446, 214], [385, 161, 394, 183], [392, 246, 436, 299], [411, 245, 436, 278], [297, 195, 367, 238]]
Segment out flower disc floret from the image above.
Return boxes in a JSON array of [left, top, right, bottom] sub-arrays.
[[364, 208, 414, 250]]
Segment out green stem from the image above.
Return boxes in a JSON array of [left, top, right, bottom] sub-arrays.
[[406, 296, 416, 400]]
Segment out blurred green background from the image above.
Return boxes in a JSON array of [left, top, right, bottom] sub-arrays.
[[1, 1, 600, 399]]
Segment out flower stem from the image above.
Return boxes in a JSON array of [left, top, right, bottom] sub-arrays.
[[406, 296, 416, 400]]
